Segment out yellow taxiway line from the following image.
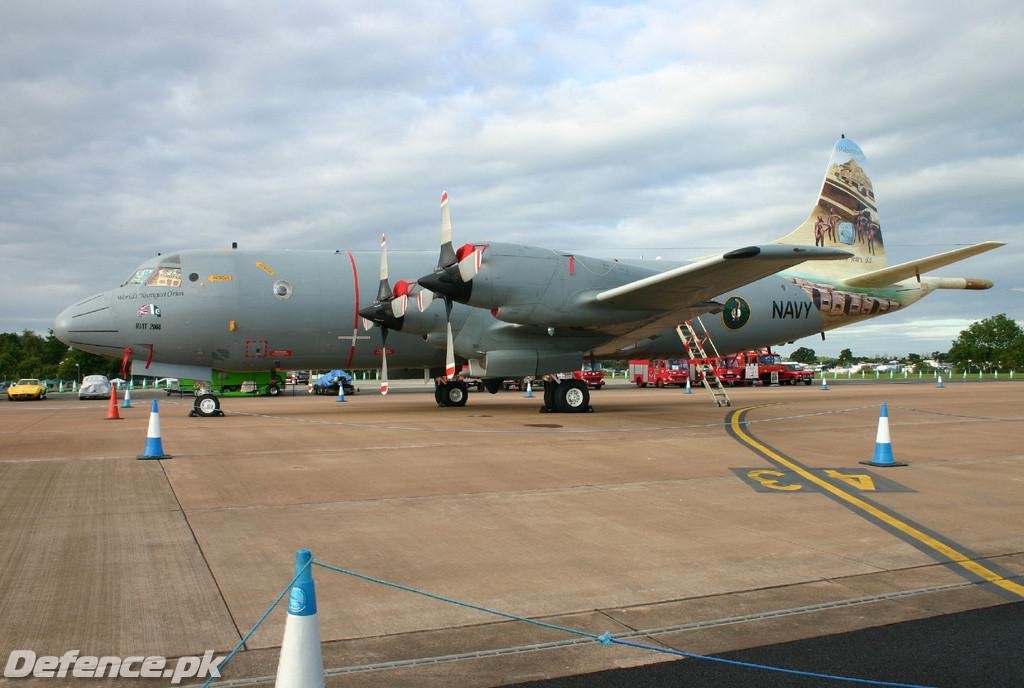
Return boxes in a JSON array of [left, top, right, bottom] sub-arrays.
[[728, 407, 1024, 599]]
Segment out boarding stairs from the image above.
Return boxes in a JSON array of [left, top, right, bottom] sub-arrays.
[[676, 317, 731, 407]]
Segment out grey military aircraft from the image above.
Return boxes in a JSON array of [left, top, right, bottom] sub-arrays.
[[54, 137, 1002, 414]]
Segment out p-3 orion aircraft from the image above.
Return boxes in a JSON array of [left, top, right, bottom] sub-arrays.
[[54, 137, 1002, 414]]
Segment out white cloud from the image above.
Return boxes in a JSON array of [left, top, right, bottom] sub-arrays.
[[1, 0, 1021, 347]]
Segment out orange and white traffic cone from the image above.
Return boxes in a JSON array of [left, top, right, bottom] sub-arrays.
[[105, 386, 122, 420]]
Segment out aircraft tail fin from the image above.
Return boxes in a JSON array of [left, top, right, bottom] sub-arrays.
[[773, 137, 888, 282]]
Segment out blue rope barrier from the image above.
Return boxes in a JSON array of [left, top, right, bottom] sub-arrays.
[[202, 556, 312, 688], [312, 560, 599, 640], [313, 558, 936, 688], [609, 637, 935, 688]]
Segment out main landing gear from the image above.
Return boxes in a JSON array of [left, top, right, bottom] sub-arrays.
[[435, 379, 469, 407], [433, 376, 592, 413], [189, 393, 224, 417], [540, 378, 593, 413]]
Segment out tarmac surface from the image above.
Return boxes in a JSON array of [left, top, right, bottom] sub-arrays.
[[1, 378, 1022, 686]]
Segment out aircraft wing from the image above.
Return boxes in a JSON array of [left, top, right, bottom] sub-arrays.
[[595, 244, 850, 308], [841, 241, 1004, 288], [588, 244, 851, 354]]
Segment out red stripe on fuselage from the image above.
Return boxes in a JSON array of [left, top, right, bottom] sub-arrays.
[[346, 251, 360, 369]]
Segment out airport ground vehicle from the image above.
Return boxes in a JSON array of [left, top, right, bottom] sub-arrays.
[[287, 370, 310, 384], [779, 362, 814, 385], [7, 378, 47, 400], [573, 368, 605, 389], [167, 371, 285, 397], [628, 359, 690, 388], [311, 369, 357, 396], [698, 348, 786, 386], [79, 374, 113, 399]]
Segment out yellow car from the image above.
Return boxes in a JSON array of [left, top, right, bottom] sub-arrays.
[[7, 378, 47, 401]]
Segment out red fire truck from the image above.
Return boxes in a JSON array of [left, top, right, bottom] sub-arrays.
[[701, 348, 786, 386], [628, 359, 690, 388], [779, 361, 814, 385], [573, 367, 606, 389]]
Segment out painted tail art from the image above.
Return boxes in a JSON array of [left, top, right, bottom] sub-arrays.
[[773, 136, 1002, 327]]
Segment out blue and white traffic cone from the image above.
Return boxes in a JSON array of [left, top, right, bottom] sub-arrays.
[[820, 374, 829, 391], [122, 384, 133, 408], [684, 378, 692, 394], [336, 382, 347, 403], [936, 375, 944, 389], [137, 400, 171, 460], [275, 549, 324, 688], [524, 379, 534, 398], [860, 403, 906, 467]]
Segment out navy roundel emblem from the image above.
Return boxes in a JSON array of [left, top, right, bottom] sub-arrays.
[[722, 296, 751, 330]]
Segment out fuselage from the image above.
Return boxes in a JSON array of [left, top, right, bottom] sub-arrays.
[[53, 246, 927, 379]]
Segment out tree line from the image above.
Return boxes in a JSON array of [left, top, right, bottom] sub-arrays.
[[788, 314, 1024, 371], [0, 331, 120, 382]]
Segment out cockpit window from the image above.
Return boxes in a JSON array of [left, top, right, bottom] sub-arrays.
[[146, 266, 182, 287], [124, 268, 155, 286]]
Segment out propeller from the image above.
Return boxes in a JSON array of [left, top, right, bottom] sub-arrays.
[[417, 191, 480, 380], [357, 234, 413, 395]]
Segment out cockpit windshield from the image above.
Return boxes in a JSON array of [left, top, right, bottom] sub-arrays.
[[122, 256, 182, 288], [124, 268, 155, 286]]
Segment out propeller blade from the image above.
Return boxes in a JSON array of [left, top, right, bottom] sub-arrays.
[[445, 320, 456, 381], [380, 328, 390, 396], [438, 190, 457, 268], [417, 288, 434, 312], [457, 247, 481, 282], [362, 317, 375, 331], [376, 234, 393, 302], [444, 298, 456, 381], [391, 294, 408, 318]]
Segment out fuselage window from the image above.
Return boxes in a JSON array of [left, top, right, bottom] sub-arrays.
[[146, 266, 183, 287]]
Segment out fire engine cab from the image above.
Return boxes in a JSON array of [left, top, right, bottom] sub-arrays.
[[704, 348, 785, 386], [573, 364, 606, 389], [628, 359, 690, 388]]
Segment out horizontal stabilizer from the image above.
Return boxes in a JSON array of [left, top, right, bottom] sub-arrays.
[[842, 241, 1004, 288], [596, 244, 851, 309]]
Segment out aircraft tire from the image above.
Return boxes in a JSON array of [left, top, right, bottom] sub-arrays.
[[194, 393, 221, 417], [442, 380, 469, 407], [434, 383, 447, 407], [556, 379, 590, 413], [543, 380, 558, 410]]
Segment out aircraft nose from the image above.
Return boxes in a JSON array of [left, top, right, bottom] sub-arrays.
[[53, 293, 120, 352], [53, 306, 72, 344]]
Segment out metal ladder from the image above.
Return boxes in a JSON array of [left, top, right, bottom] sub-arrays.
[[676, 317, 731, 407]]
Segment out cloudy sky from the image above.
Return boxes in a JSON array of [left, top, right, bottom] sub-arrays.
[[2, 1, 1021, 357]]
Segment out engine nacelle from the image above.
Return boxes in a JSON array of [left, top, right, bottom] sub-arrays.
[[468, 349, 583, 378]]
